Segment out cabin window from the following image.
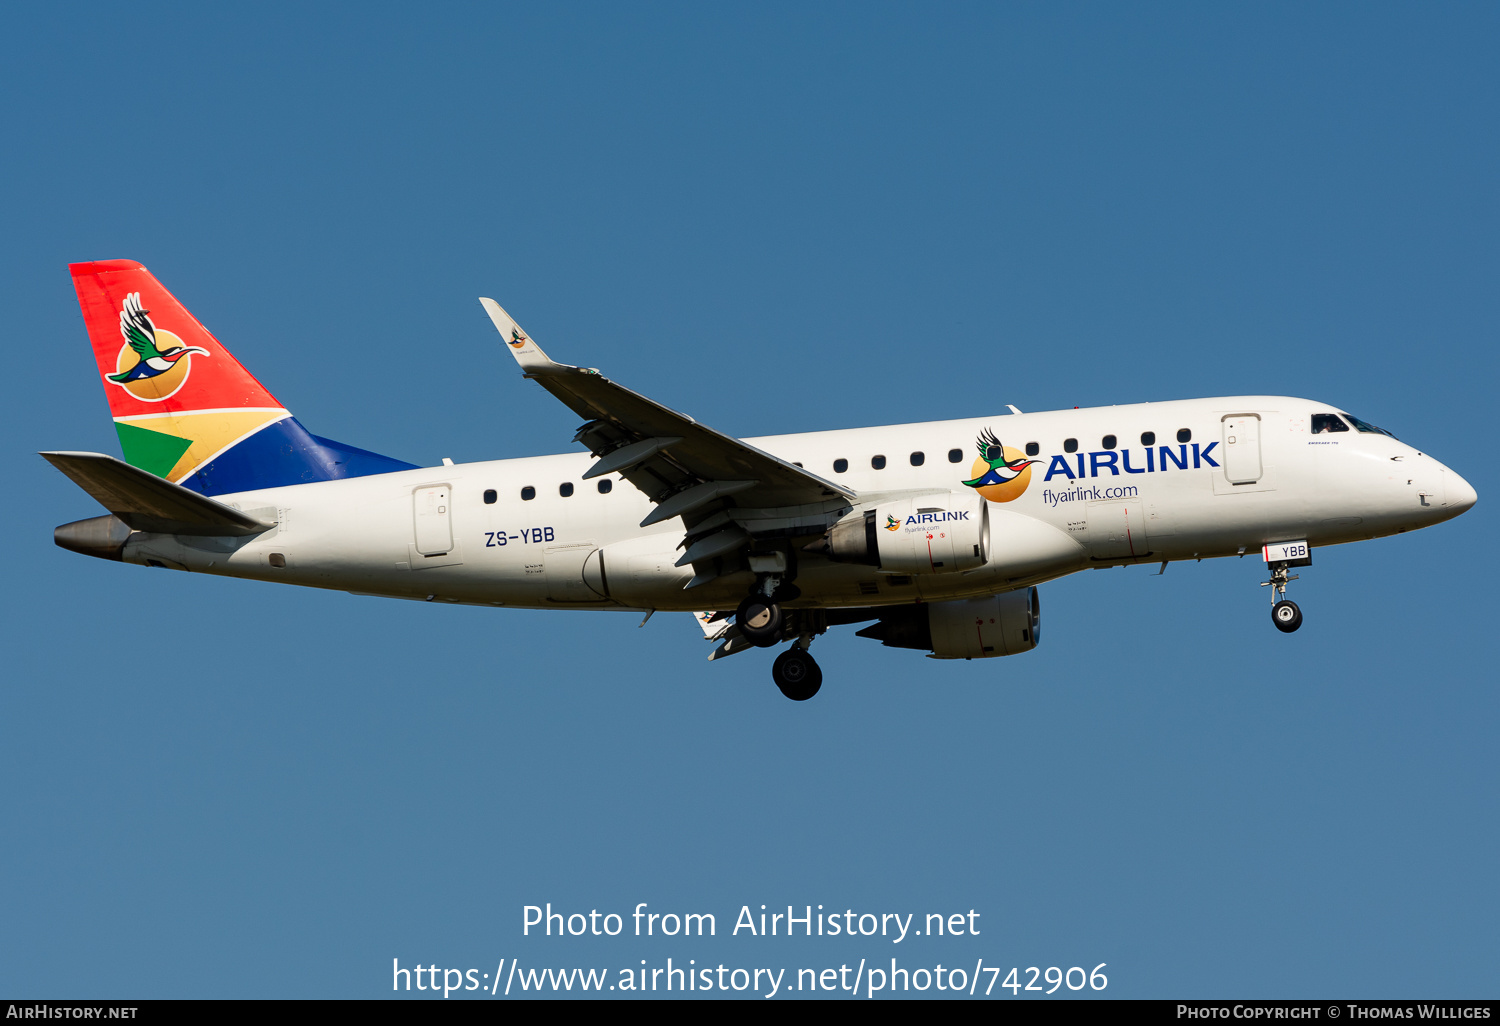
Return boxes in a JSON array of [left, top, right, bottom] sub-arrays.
[[521, 486, 535, 501], [871, 455, 887, 470], [910, 451, 925, 466], [1025, 442, 1040, 457], [597, 479, 613, 493], [1063, 438, 1078, 453], [833, 458, 848, 474], [1141, 431, 1155, 446], [559, 482, 574, 497], [948, 448, 963, 463], [1345, 414, 1395, 437], [1102, 435, 1117, 450], [483, 489, 497, 504], [1176, 428, 1192, 443], [1311, 413, 1350, 434]]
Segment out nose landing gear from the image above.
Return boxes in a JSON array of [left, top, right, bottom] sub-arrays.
[[1262, 562, 1303, 633]]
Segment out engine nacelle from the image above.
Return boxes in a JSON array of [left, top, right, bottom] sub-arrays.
[[811, 493, 988, 575], [855, 589, 1040, 659]]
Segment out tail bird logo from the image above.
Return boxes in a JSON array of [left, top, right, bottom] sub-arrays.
[[961, 427, 1039, 503], [885, 514, 901, 532], [106, 293, 209, 402], [508, 328, 529, 350]]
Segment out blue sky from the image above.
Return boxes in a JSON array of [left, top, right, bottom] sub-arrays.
[[2, 2, 1496, 998]]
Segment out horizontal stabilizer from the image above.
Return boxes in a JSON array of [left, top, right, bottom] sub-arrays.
[[40, 451, 275, 536], [708, 633, 754, 661]]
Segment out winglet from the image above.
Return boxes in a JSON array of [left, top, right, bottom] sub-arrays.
[[479, 298, 560, 372]]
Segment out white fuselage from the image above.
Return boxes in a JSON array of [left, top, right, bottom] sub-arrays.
[[117, 397, 1475, 613]]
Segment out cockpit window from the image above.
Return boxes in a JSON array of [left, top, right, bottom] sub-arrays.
[[1344, 414, 1396, 438], [1311, 413, 1350, 434]]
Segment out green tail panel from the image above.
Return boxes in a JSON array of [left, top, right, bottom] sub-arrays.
[[115, 421, 194, 479]]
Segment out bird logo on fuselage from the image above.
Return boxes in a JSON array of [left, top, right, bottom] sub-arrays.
[[961, 428, 1039, 503], [106, 293, 209, 402]]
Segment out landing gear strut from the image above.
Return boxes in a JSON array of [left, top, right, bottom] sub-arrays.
[[1262, 562, 1303, 633]]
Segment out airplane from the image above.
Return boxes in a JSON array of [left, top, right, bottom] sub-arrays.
[[45, 260, 1477, 701]]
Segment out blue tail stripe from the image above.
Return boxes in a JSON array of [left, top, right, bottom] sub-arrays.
[[178, 417, 418, 496]]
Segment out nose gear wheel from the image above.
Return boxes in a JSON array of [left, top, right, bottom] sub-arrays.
[[1271, 599, 1303, 633], [1261, 562, 1304, 633]]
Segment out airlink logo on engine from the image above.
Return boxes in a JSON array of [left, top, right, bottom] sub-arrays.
[[902, 511, 970, 526]]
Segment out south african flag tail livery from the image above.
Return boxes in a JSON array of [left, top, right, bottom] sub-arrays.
[[70, 260, 415, 493]]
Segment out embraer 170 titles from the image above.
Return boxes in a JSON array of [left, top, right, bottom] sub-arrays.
[[45, 261, 1477, 700]]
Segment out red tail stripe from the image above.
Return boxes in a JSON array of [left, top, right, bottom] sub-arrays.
[[69, 261, 286, 419]]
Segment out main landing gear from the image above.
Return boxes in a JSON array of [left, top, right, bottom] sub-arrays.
[[736, 571, 801, 649], [735, 573, 822, 700], [772, 645, 822, 701], [735, 593, 783, 648], [1262, 562, 1303, 634]]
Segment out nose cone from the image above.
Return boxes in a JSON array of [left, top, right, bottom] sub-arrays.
[[1446, 468, 1478, 515]]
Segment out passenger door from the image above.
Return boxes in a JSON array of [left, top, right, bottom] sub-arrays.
[[1221, 415, 1263, 485], [413, 485, 453, 555]]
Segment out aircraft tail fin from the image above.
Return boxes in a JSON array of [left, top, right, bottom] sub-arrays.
[[69, 260, 416, 495]]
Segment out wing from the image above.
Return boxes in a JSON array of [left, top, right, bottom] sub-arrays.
[[479, 298, 857, 588]]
